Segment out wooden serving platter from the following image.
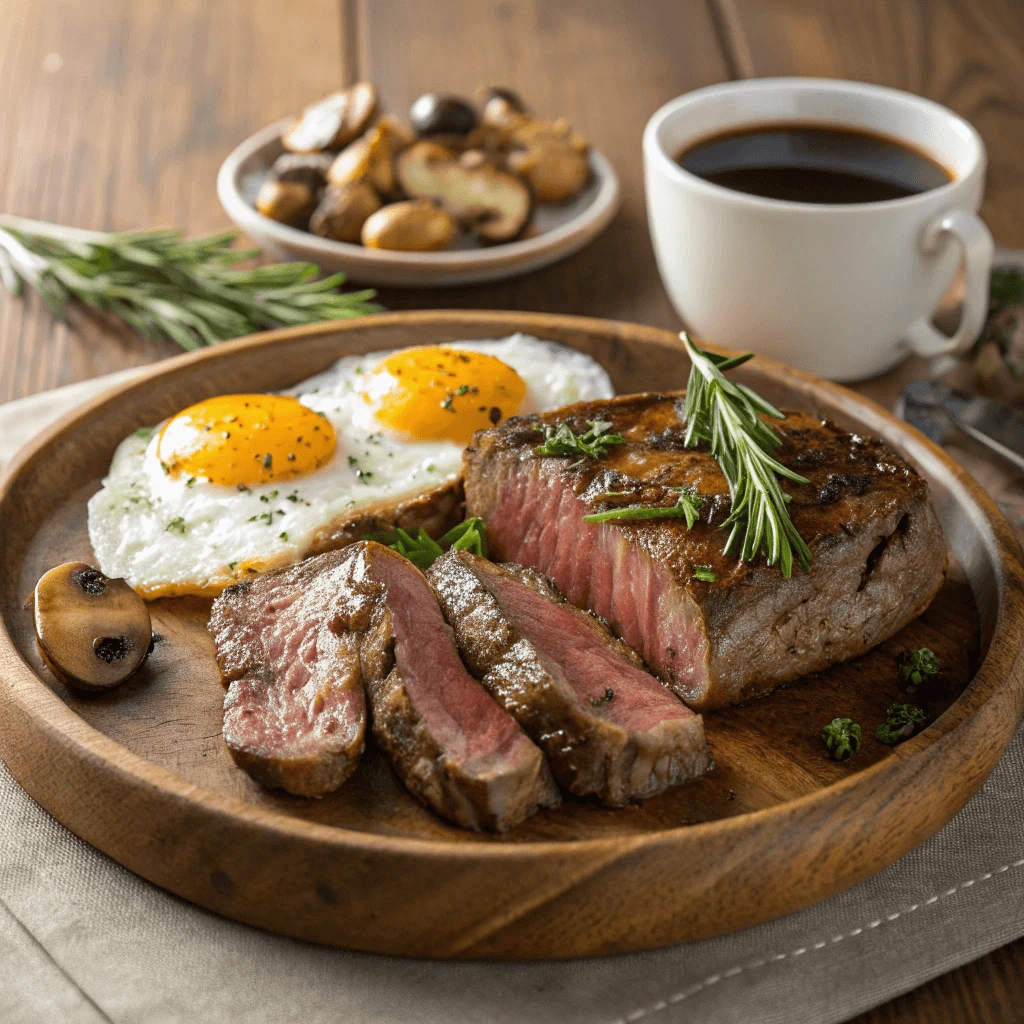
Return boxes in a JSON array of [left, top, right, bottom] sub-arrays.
[[1, 311, 1023, 959]]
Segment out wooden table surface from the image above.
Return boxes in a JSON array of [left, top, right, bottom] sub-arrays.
[[3, 0, 1024, 1019]]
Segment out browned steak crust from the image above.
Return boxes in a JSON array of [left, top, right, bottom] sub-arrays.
[[463, 392, 947, 709], [428, 551, 711, 806]]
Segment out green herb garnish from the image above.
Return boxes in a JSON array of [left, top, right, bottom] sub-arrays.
[[875, 703, 928, 745], [535, 418, 626, 461], [822, 718, 861, 761], [165, 517, 186, 534], [0, 216, 382, 351], [693, 565, 717, 582], [371, 517, 488, 569], [584, 486, 705, 526], [680, 333, 812, 578], [896, 647, 941, 696]]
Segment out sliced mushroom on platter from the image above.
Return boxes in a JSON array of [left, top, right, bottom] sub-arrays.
[[32, 563, 153, 691], [506, 118, 591, 203], [310, 182, 383, 243], [361, 199, 457, 251], [255, 180, 317, 226], [396, 141, 531, 242], [270, 151, 334, 193], [281, 81, 378, 154], [327, 117, 414, 199]]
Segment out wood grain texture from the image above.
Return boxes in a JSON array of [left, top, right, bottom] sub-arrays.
[[1, 312, 1022, 959], [719, 0, 1024, 246], [0, 0, 344, 403], [354, 0, 728, 324]]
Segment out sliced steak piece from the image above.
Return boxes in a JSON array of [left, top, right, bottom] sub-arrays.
[[211, 551, 367, 797], [351, 542, 559, 831], [463, 392, 946, 710], [428, 551, 711, 806]]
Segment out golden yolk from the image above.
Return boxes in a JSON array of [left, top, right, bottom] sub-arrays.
[[156, 394, 336, 487], [367, 347, 526, 444]]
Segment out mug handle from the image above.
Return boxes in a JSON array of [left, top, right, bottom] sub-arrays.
[[904, 210, 995, 358]]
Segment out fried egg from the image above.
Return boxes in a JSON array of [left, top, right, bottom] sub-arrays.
[[88, 334, 613, 598]]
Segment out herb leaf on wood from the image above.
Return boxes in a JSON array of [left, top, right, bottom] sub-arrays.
[[0, 216, 382, 351]]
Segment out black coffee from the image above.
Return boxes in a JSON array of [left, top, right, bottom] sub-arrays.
[[676, 123, 952, 204]]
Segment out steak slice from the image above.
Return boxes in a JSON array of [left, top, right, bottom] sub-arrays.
[[351, 542, 559, 831], [463, 392, 946, 710], [428, 551, 711, 806], [211, 552, 367, 797]]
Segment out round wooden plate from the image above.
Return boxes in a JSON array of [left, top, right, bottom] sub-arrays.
[[1, 311, 1023, 960]]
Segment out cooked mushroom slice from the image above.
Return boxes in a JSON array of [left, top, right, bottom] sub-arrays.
[[270, 151, 334, 192], [310, 182, 383, 243], [397, 141, 531, 242], [255, 180, 317, 226], [281, 82, 378, 153], [33, 562, 152, 691], [327, 117, 413, 198], [506, 118, 591, 202], [478, 86, 528, 127], [361, 200, 457, 251], [410, 93, 478, 138]]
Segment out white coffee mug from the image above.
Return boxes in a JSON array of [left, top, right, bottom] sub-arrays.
[[643, 78, 994, 381]]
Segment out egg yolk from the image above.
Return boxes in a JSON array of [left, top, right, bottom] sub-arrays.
[[367, 347, 526, 444], [156, 394, 336, 487]]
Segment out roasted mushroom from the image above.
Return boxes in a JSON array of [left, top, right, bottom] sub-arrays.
[[478, 86, 528, 127], [310, 182, 383, 243], [505, 117, 591, 203], [410, 93, 478, 138], [281, 81, 378, 153], [327, 116, 414, 198], [255, 180, 317, 226], [361, 199, 457, 251], [397, 141, 531, 242], [33, 563, 152, 691], [270, 151, 334, 192]]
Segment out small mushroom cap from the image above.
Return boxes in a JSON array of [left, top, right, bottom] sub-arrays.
[[361, 200, 457, 251], [410, 93, 478, 137], [34, 563, 152, 691], [255, 180, 317, 226], [310, 182, 383, 243], [281, 82, 378, 153], [505, 118, 591, 202], [397, 140, 531, 242], [327, 117, 413, 198], [270, 151, 334, 192]]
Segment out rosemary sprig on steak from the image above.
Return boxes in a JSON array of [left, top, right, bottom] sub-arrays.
[[371, 517, 488, 569], [535, 418, 626, 461], [583, 486, 704, 526], [680, 333, 813, 577]]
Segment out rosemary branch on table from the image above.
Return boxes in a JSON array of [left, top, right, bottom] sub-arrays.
[[0, 215, 382, 351], [680, 333, 812, 577]]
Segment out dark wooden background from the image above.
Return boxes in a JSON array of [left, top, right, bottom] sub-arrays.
[[2, 1, 1024, 1019]]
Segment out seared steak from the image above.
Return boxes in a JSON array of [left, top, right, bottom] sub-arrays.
[[211, 552, 367, 797], [428, 551, 711, 806], [463, 393, 946, 710], [351, 542, 559, 831], [211, 541, 558, 828]]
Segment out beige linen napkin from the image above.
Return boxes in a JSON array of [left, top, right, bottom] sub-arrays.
[[2, 370, 1023, 1024]]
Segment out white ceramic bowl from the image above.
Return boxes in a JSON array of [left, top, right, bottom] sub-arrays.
[[217, 117, 621, 288]]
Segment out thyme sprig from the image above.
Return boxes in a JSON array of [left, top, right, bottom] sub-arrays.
[[0, 215, 382, 351], [371, 517, 488, 570], [680, 333, 812, 577], [535, 418, 626, 461], [583, 486, 705, 525]]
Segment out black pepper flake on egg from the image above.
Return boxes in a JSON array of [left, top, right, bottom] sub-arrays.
[[489, 407, 502, 424], [287, 453, 296, 461]]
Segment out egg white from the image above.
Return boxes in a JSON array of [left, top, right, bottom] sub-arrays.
[[87, 334, 614, 596]]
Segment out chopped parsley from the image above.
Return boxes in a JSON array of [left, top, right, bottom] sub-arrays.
[[535, 418, 626, 461], [165, 517, 187, 534], [693, 566, 717, 582]]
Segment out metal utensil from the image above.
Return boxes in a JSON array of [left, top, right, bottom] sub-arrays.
[[896, 380, 1024, 474]]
